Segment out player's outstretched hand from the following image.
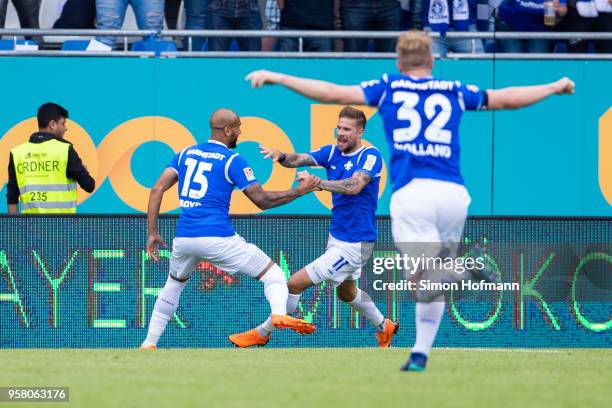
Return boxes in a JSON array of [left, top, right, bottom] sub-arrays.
[[260, 145, 283, 162], [296, 171, 321, 193], [554, 77, 575, 95], [146, 232, 167, 262], [246, 70, 283, 88], [296, 170, 309, 182]]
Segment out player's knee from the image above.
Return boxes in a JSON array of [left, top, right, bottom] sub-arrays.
[[287, 277, 302, 294], [287, 267, 315, 294], [337, 287, 355, 303], [336, 280, 358, 303], [260, 263, 286, 286]]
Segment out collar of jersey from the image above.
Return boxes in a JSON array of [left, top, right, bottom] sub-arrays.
[[207, 139, 228, 148], [341, 145, 365, 157], [406, 74, 433, 81]]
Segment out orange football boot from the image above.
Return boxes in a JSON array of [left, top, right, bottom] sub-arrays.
[[140, 344, 157, 350], [271, 314, 316, 334], [376, 319, 399, 348], [228, 328, 271, 348]]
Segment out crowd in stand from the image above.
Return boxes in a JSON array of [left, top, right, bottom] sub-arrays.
[[1, 0, 610, 52]]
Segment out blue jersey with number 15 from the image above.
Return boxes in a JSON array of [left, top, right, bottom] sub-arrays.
[[360, 73, 487, 192], [167, 139, 258, 238]]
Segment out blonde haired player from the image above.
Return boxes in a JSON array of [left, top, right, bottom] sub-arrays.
[[245, 31, 574, 371]]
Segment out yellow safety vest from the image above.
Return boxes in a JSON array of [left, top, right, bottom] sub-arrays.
[[11, 139, 77, 214]]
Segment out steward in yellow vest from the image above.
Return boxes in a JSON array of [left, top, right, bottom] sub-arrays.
[[6, 103, 95, 214]]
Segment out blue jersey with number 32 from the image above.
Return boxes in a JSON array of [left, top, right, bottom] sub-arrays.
[[360, 73, 487, 192], [167, 140, 257, 237]]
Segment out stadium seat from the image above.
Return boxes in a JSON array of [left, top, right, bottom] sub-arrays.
[[0, 39, 37, 50], [132, 38, 178, 56], [0, 40, 14, 50], [61, 40, 90, 50]]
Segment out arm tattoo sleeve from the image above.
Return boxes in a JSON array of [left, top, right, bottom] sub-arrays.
[[280, 153, 316, 168], [257, 189, 301, 210], [318, 172, 371, 195]]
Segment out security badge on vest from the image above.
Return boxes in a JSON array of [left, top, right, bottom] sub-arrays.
[[11, 139, 77, 214]]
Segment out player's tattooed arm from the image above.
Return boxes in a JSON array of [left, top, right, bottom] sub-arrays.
[[243, 173, 321, 210], [318, 171, 371, 196], [281, 153, 316, 168], [260, 146, 316, 168]]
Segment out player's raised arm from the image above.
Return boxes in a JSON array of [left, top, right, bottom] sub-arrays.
[[486, 77, 575, 110], [243, 173, 320, 210], [146, 168, 177, 261], [260, 146, 317, 168], [246, 70, 366, 105]]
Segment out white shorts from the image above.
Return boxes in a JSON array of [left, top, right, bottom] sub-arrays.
[[169, 234, 271, 281], [390, 178, 471, 258], [306, 234, 374, 287]]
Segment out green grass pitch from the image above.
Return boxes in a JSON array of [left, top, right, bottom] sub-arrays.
[[1, 348, 611, 408]]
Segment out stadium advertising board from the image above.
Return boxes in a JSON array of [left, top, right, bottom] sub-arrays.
[[1, 216, 610, 348], [0, 58, 610, 216]]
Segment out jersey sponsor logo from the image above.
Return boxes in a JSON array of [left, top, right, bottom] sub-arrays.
[[243, 167, 255, 181], [185, 149, 226, 161], [363, 154, 377, 171], [394, 142, 452, 158], [344, 161, 354, 171], [390, 79, 455, 91]]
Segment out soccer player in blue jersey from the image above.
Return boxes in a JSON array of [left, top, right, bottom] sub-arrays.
[[228, 106, 399, 348], [245, 30, 575, 370], [141, 108, 321, 349]]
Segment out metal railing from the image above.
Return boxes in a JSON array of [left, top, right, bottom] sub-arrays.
[[1, 29, 611, 59]]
